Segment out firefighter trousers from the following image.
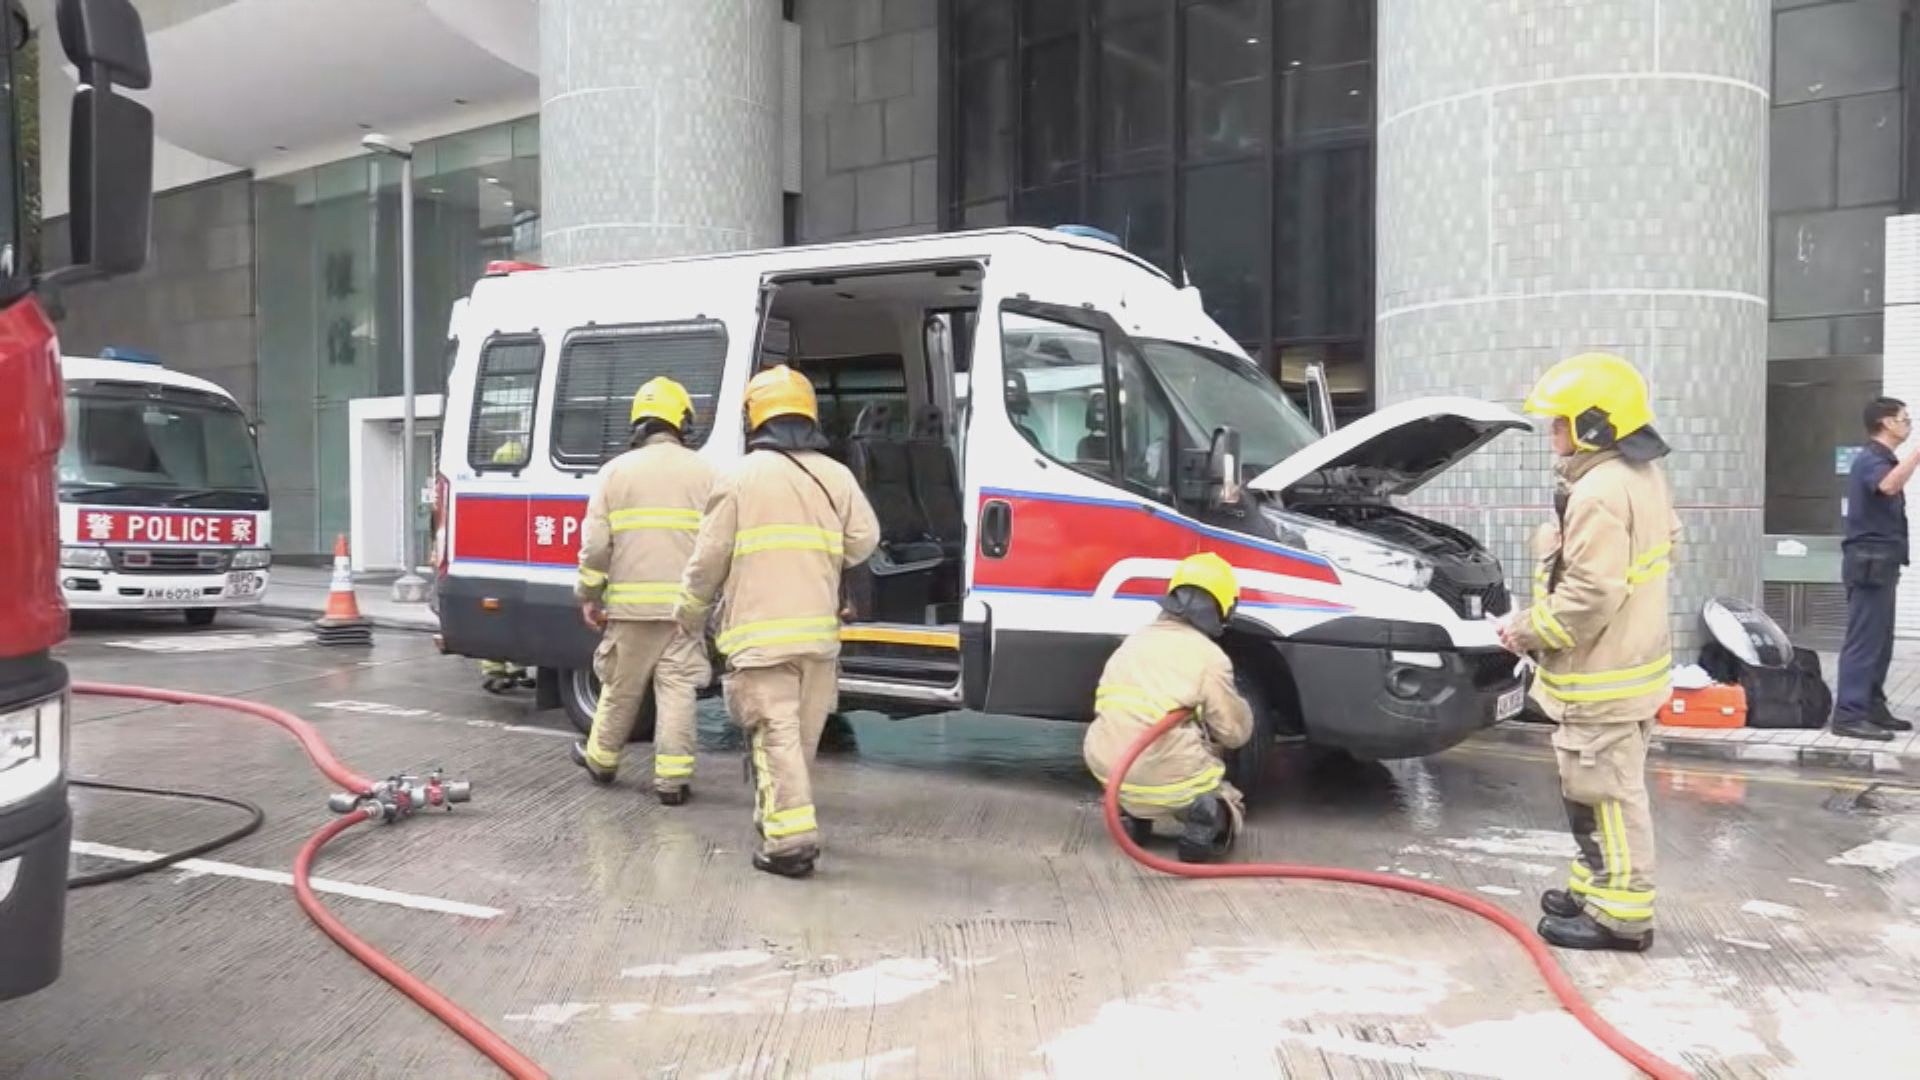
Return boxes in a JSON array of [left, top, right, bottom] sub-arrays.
[[725, 658, 837, 857], [1554, 719, 1657, 937], [586, 620, 710, 792]]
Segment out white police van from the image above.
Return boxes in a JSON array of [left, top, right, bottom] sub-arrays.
[[433, 228, 1528, 771], [57, 352, 272, 626]]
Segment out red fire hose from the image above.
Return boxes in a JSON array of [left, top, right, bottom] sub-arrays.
[[1101, 709, 1692, 1080], [74, 681, 549, 1080]]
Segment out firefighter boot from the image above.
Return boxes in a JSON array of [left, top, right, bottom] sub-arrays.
[[1537, 911, 1654, 953], [1119, 811, 1154, 847], [1540, 889, 1582, 918], [752, 845, 819, 879], [1176, 793, 1235, 864], [657, 785, 690, 806], [569, 741, 616, 785]]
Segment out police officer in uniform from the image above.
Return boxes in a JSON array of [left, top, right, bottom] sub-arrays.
[[570, 377, 716, 804], [677, 366, 879, 877], [1502, 353, 1680, 953], [1083, 552, 1254, 862], [1832, 397, 1919, 742]]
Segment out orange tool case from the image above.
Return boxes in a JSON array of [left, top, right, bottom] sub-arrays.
[[1660, 684, 1748, 729]]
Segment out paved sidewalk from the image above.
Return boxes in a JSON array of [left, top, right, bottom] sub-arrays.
[[1485, 641, 1920, 777], [256, 565, 439, 632]]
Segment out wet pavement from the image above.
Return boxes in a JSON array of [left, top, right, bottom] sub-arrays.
[[3, 615, 1918, 1079]]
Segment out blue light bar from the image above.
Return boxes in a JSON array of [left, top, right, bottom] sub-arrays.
[[100, 347, 163, 366], [1054, 224, 1122, 246]]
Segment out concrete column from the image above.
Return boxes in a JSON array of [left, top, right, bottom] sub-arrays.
[[1376, 0, 1771, 650], [539, 0, 784, 265]]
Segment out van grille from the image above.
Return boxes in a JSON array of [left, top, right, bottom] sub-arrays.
[[1432, 578, 1510, 620], [113, 548, 229, 574]]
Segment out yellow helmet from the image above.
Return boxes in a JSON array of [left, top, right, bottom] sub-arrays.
[[1168, 552, 1239, 618], [744, 365, 818, 430], [630, 376, 695, 430], [1523, 352, 1664, 457], [491, 438, 525, 465]]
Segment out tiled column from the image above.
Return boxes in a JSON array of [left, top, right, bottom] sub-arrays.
[[539, 0, 784, 265], [1376, 0, 1771, 653]]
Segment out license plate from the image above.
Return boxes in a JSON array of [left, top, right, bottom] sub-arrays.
[[225, 572, 260, 597], [1496, 685, 1526, 721], [151, 586, 202, 601]]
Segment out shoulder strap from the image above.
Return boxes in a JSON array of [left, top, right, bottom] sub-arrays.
[[771, 449, 843, 522]]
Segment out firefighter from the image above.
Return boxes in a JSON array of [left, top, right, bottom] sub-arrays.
[[1084, 552, 1254, 863], [676, 365, 879, 878], [480, 439, 533, 693], [1501, 352, 1680, 953], [569, 377, 716, 804]]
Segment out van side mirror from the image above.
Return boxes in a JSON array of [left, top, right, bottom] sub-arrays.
[[1209, 426, 1242, 508], [54, 0, 154, 284]]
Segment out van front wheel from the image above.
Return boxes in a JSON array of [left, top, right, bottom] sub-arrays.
[[1225, 665, 1279, 798], [560, 667, 656, 743]]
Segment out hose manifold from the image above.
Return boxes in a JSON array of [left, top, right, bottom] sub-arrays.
[[328, 769, 472, 823]]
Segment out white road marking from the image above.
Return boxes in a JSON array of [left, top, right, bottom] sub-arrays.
[[1741, 900, 1805, 922], [1475, 885, 1523, 897], [667, 958, 950, 1016], [69, 841, 502, 919], [312, 699, 431, 717], [103, 631, 313, 653], [309, 699, 574, 740], [1828, 840, 1920, 874], [503, 1003, 597, 1026], [623, 949, 775, 979], [1788, 877, 1842, 896], [1717, 935, 1773, 952]]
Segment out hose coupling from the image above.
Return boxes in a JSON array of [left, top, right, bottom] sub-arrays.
[[327, 768, 472, 823]]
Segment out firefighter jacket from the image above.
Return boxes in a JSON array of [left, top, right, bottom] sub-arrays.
[[1511, 449, 1681, 724], [1084, 614, 1255, 807], [575, 433, 717, 621], [677, 448, 880, 669]]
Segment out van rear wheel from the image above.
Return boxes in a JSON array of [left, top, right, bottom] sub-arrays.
[[560, 667, 656, 743]]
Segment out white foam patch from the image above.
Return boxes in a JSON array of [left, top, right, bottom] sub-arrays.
[[622, 949, 774, 979], [1788, 878, 1842, 896], [504, 1003, 597, 1026], [1400, 844, 1559, 878], [1741, 900, 1805, 922], [1828, 840, 1920, 873], [1770, 990, 1920, 1076], [608, 1002, 652, 1022], [805, 1048, 916, 1079], [668, 958, 949, 1016], [1717, 935, 1773, 952], [1476, 885, 1523, 897], [1438, 828, 1578, 860]]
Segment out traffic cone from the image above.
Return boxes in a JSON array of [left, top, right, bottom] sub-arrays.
[[313, 534, 373, 646]]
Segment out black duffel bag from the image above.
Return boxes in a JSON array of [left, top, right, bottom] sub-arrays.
[[1697, 640, 1831, 729]]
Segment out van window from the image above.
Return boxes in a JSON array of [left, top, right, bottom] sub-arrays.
[[551, 320, 729, 467], [793, 355, 909, 442], [468, 335, 544, 471], [1001, 311, 1112, 480]]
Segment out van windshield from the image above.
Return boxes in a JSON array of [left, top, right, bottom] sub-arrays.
[[1138, 340, 1321, 475], [59, 385, 269, 509]]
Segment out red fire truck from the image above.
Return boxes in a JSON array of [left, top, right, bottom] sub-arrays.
[[0, 0, 155, 1001]]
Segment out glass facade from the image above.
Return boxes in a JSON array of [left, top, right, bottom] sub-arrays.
[[256, 116, 541, 557], [944, 0, 1374, 418]]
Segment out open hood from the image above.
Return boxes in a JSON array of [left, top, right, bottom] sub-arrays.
[[1246, 397, 1529, 499]]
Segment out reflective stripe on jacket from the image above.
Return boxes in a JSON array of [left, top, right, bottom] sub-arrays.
[[1514, 450, 1681, 723], [575, 434, 717, 621], [677, 448, 880, 669], [1083, 615, 1255, 805]]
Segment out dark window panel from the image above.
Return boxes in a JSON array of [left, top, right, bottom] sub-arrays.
[[962, 199, 1011, 227], [1092, 173, 1171, 270], [1012, 183, 1082, 227], [1275, 146, 1370, 339], [1097, 11, 1171, 170], [1768, 317, 1833, 361], [1769, 101, 1836, 214], [1834, 313, 1885, 357], [959, 55, 1012, 201], [1184, 0, 1270, 161], [1024, 0, 1080, 40], [1771, 206, 1896, 319], [1837, 91, 1902, 209], [1774, 0, 1903, 106], [1181, 160, 1267, 339], [1275, 340, 1368, 420], [1276, 0, 1370, 65], [1100, 0, 1165, 23], [957, 0, 1014, 57], [1764, 354, 1884, 536], [1021, 38, 1084, 186], [1277, 59, 1371, 145]]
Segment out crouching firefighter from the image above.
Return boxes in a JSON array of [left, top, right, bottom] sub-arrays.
[[676, 365, 879, 878], [1085, 552, 1255, 863], [1502, 352, 1680, 954], [569, 377, 717, 804]]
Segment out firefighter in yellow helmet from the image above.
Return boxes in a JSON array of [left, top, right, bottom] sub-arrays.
[[569, 377, 717, 804], [1083, 552, 1255, 862], [676, 365, 879, 877], [480, 439, 534, 693], [1500, 352, 1680, 953]]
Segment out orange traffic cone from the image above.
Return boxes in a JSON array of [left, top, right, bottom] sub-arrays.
[[313, 534, 373, 646]]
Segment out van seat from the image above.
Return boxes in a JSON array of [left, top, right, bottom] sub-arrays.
[[907, 440, 964, 556], [847, 437, 944, 567]]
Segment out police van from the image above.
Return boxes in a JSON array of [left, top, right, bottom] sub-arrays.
[[57, 353, 272, 626], [434, 227, 1529, 771]]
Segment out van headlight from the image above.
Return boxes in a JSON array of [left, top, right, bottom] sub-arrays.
[[232, 549, 272, 570], [60, 546, 112, 570], [0, 696, 63, 806], [1264, 509, 1434, 592]]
